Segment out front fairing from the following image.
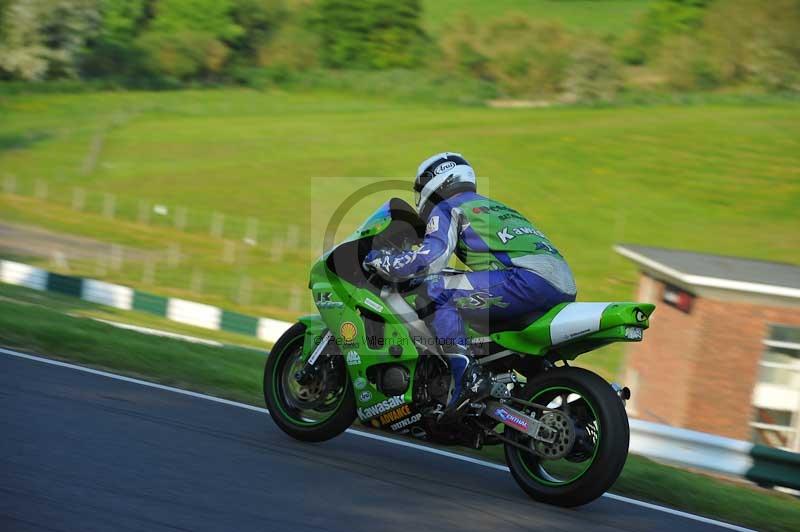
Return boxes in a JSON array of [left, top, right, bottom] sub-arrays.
[[310, 200, 393, 276], [305, 199, 426, 426], [309, 196, 424, 312], [310, 198, 422, 284]]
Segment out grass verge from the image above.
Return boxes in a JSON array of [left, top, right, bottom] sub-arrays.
[[0, 286, 265, 404], [1, 285, 797, 531], [0, 283, 271, 350]]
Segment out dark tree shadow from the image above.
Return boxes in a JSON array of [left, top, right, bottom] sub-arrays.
[[0, 131, 51, 152]]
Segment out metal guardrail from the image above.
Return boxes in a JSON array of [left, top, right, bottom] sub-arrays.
[[2, 258, 800, 490], [630, 419, 800, 491], [630, 419, 754, 476]]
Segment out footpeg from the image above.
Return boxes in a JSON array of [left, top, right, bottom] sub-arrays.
[[490, 382, 511, 399], [492, 372, 518, 384]]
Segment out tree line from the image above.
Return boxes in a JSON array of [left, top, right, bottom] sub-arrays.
[[0, 0, 798, 99]]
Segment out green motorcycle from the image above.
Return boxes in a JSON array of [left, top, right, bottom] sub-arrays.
[[264, 198, 654, 507]]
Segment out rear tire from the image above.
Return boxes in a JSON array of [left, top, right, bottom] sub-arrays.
[[504, 366, 629, 507], [264, 322, 356, 442]]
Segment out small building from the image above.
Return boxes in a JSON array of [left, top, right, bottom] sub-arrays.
[[616, 244, 800, 451]]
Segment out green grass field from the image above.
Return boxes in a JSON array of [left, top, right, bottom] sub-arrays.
[[422, 0, 654, 34], [1, 282, 798, 532], [2, 89, 799, 376]]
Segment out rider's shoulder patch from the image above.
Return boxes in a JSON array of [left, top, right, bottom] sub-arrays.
[[425, 216, 439, 235]]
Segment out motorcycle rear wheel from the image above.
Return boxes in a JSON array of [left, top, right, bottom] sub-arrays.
[[264, 322, 356, 442], [504, 366, 629, 507]]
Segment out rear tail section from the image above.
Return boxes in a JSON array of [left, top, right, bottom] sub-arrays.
[[491, 302, 655, 358]]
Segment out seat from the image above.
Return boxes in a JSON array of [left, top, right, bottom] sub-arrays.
[[467, 309, 547, 335], [470, 302, 618, 342]]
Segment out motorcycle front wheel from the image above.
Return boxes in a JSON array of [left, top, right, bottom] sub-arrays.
[[504, 366, 629, 507], [264, 322, 356, 442]]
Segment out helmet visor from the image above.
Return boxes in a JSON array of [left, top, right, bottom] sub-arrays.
[[413, 171, 432, 209]]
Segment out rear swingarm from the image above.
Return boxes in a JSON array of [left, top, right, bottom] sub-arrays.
[[484, 400, 558, 444]]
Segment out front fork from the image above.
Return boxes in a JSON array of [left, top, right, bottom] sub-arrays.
[[294, 330, 333, 385]]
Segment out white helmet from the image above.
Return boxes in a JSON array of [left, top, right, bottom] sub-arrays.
[[413, 152, 476, 219]]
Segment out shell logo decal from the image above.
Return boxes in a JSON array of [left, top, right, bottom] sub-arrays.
[[340, 321, 357, 343]]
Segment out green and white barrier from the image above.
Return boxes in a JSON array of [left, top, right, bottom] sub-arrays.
[[167, 298, 222, 330], [2, 258, 800, 490], [0, 259, 292, 343], [1, 260, 47, 291], [747, 443, 800, 490], [82, 279, 134, 309]]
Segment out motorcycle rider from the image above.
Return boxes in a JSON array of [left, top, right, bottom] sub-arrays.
[[363, 152, 577, 421]]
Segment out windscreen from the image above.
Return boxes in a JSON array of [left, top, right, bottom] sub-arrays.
[[324, 198, 424, 293], [355, 200, 393, 236]]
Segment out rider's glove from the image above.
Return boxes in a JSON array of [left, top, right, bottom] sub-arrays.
[[363, 250, 391, 277]]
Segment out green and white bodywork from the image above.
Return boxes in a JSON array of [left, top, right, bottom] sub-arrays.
[[265, 197, 656, 507], [299, 199, 655, 425]]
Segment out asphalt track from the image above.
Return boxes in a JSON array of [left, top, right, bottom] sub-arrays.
[[0, 350, 753, 532]]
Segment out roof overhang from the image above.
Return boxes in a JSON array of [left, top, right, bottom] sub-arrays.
[[614, 245, 800, 300]]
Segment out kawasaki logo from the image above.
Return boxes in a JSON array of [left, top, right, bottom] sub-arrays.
[[497, 225, 547, 244], [357, 395, 405, 420]]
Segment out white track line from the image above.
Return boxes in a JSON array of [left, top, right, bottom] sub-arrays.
[[0, 348, 754, 532], [87, 318, 224, 347]]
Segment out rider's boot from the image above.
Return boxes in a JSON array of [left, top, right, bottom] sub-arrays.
[[437, 345, 491, 423]]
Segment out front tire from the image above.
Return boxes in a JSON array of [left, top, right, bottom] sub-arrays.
[[504, 366, 629, 507], [264, 322, 356, 442]]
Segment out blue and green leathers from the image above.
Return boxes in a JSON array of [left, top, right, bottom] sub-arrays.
[[366, 192, 575, 291], [364, 191, 578, 406], [364, 191, 578, 335]]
